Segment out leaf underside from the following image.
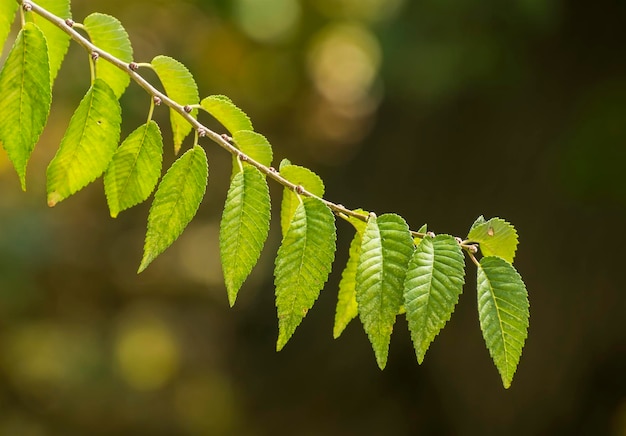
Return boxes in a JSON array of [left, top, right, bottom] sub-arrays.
[[220, 166, 271, 306], [355, 213, 414, 369], [104, 120, 164, 217], [83, 13, 133, 98], [0, 23, 51, 190], [274, 197, 336, 351], [404, 235, 466, 363], [151, 55, 199, 153], [139, 145, 208, 272], [47, 78, 121, 206], [477, 256, 529, 389]]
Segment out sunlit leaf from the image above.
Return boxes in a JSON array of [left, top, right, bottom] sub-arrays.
[[279, 164, 325, 236], [0, 1, 18, 52], [356, 213, 414, 369], [84, 13, 133, 98], [151, 55, 199, 153], [468, 217, 519, 263], [477, 256, 529, 389], [28, 0, 70, 82], [0, 23, 51, 190], [334, 212, 368, 339], [47, 79, 121, 206], [104, 121, 164, 217], [139, 145, 208, 272], [200, 95, 252, 135], [274, 197, 336, 350], [231, 130, 273, 176], [220, 166, 271, 306], [404, 235, 465, 363]]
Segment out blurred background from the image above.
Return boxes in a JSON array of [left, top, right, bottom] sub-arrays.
[[1, 0, 625, 434]]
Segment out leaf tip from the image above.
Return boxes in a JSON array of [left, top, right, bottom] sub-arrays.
[[47, 192, 62, 207]]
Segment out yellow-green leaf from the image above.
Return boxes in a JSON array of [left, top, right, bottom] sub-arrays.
[[334, 211, 368, 339], [220, 166, 271, 306], [151, 55, 199, 153], [278, 164, 325, 236], [84, 13, 133, 98], [47, 79, 121, 206], [0, 23, 51, 190], [0, 2, 18, 52], [468, 217, 519, 263], [200, 95, 252, 135], [139, 145, 208, 272], [104, 121, 164, 217], [28, 0, 70, 82]]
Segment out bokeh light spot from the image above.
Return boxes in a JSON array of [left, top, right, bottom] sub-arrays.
[[235, 0, 300, 43], [115, 314, 180, 391], [308, 23, 381, 106]]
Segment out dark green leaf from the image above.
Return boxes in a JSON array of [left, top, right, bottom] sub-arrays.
[[0, 23, 51, 190], [477, 256, 529, 388], [220, 166, 271, 306], [104, 121, 164, 217], [404, 235, 465, 363], [356, 213, 414, 369], [139, 145, 208, 272], [47, 79, 121, 206], [274, 198, 336, 350]]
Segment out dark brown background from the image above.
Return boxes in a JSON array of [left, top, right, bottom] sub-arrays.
[[0, 0, 625, 434]]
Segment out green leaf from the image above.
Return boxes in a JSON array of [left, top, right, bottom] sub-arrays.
[[139, 145, 208, 272], [404, 235, 465, 363], [274, 197, 337, 351], [469, 215, 486, 232], [200, 95, 253, 135], [83, 13, 133, 98], [477, 256, 529, 389], [279, 164, 325, 236], [355, 213, 414, 369], [220, 166, 271, 306], [334, 212, 368, 339], [151, 55, 199, 153], [468, 217, 519, 263], [0, 2, 18, 52], [29, 0, 70, 82], [47, 78, 121, 206], [231, 130, 273, 175], [0, 23, 51, 190], [104, 121, 164, 218]]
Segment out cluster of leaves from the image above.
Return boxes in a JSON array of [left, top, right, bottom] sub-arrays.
[[0, 0, 529, 388]]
